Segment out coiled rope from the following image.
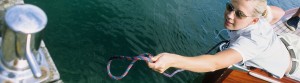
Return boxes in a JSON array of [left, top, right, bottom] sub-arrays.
[[107, 53, 184, 80]]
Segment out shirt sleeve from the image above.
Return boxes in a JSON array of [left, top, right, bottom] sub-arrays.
[[229, 36, 261, 63]]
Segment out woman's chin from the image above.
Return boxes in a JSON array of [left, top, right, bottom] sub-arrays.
[[224, 26, 235, 30], [224, 24, 231, 29]]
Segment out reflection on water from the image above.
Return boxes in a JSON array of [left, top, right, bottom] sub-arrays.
[[24, 0, 300, 82]]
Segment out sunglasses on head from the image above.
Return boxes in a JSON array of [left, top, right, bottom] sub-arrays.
[[226, 2, 253, 19]]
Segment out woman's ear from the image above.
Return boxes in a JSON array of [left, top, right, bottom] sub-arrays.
[[252, 18, 259, 24]]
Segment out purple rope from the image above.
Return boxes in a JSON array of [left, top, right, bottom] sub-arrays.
[[107, 53, 184, 80]]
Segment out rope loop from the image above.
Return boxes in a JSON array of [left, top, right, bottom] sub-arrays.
[[107, 53, 183, 80]]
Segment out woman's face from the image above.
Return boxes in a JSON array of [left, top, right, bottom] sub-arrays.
[[224, 0, 258, 30]]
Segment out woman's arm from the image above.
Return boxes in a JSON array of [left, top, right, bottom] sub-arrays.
[[269, 6, 285, 25], [147, 49, 243, 73]]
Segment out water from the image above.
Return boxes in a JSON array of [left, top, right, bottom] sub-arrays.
[[23, 0, 300, 83]]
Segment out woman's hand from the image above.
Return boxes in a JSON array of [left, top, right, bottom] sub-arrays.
[[147, 53, 181, 73]]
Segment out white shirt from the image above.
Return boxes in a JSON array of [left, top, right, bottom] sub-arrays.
[[228, 18, 290, 78]]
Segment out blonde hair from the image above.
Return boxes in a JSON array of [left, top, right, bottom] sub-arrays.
[[248, 0, 268, 17]]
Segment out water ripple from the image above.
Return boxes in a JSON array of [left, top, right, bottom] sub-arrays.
[[24, 0, 300, 82]]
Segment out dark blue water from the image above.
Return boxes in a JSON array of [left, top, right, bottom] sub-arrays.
[[24, 0, 300, 83]]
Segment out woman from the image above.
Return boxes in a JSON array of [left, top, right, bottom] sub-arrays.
[[148, 0, 300, 81]]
